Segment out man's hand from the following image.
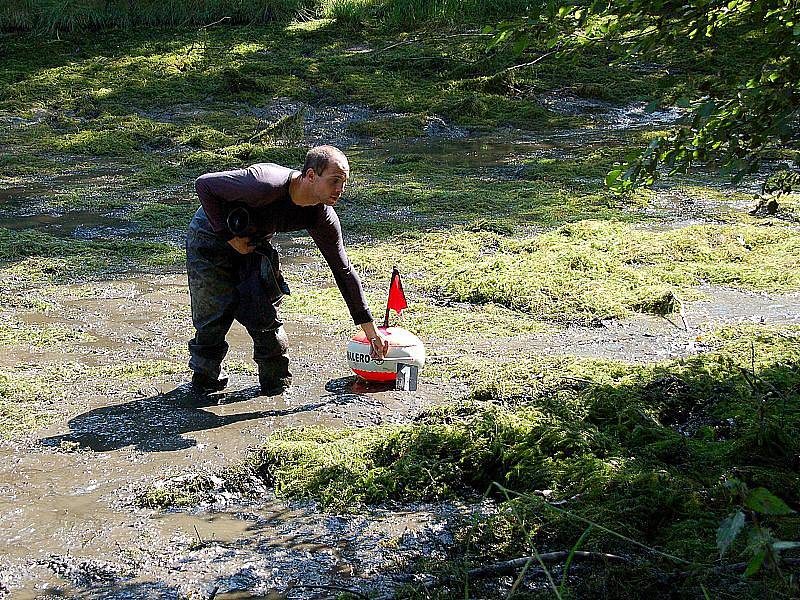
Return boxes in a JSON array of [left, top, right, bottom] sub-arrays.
[[369, 332, 390, 360], [228, 236, 255, 254], [361, 321, 389, 360]]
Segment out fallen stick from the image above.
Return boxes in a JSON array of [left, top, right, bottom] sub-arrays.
[[466, 550, 629, 579], [375, 551, 628, 599]]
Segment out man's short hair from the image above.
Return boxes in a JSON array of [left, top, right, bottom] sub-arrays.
[[301, 145, 348, 177]]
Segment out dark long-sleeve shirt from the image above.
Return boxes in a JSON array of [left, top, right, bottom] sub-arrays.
[[195, 163, 372, 325]]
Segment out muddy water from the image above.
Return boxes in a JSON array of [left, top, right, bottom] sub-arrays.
[[468, 287, 800, 365], [0, 265, 454, 598], [0, 171, 185, 244], [3, 273, 798, 596]]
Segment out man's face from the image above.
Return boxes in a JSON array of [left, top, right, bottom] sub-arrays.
[[311, 159, 349, 206]]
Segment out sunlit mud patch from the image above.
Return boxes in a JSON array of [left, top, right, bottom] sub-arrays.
[[138, 499, 491, 600]]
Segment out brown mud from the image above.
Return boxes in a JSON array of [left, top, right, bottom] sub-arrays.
[[0, 266, 455, 598]]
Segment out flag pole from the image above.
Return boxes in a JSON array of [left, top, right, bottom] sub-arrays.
[[383, 266, 398, 328]]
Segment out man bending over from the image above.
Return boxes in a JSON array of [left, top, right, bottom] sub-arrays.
[[186, 145, 388, 395]]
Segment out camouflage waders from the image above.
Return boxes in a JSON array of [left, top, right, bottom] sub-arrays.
[[186, 207, 291, 389]]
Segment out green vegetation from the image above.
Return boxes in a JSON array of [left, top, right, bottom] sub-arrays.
[[0, 228, 184, 286], [0, 0, 533, 32], [0, 17, 667, 165], [347, 115, 428, 139], [283, 285, 545, 339], [137, 465, 259, 509], [93, 360, 186, 380], [253, 324, 800, 595], [0, 0, 310, 31], [347, 221, 800, 323], [490, 2, 800, 191], [0, 358, 191, 439], [0, 370, 63, 438], [0, 319, 93, 347], [138, 474, 220, 510], [129, 202, 196, 232], [339, 144, 651, 236]]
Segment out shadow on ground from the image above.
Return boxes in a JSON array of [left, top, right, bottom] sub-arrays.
[[39, 384, 357, 452]]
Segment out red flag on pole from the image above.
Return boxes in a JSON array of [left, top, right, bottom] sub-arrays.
[[383, 267, 407, 327]]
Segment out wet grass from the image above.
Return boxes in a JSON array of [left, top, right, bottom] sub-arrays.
[[138, 474, 221, 510], [1, 0, 532, 32], [251, 324, 800, 595], [0, 370, 62, 438], [0, 228, 184, 288], [0, 358, 190, 439], [345, 221, 800, 324], [0, 19, 666, 167], [93, 360, 186, 380], [283, 285, 546, 339], [339, 144, 652, 236], [0, 319, 94, 347]]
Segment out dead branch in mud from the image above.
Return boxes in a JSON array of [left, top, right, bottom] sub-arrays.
[[556, 375, 598, 386], [700, 557, 800, 576], [378, 555, 800, 598], [675, 294, 689, 331], [498, 49, 559, 74], [466, 550, 629, 579], [377, 551, 628, 598]]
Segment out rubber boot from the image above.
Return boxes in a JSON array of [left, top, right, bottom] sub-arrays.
[[258, 358, 292, 396], [191, 370, 229, 393]]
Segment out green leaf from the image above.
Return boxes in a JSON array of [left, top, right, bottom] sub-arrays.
[[744, 549, 766, 577], [512, 34, 530, 56], [605, 169, 622, 187], [745, 488, 795, 515], [717, 511, 746, 556], [676, 97, 691, 108]]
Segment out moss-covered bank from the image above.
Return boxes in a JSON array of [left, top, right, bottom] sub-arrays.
[[247, 324, 799, 595]]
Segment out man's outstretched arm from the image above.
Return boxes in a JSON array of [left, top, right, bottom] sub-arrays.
[[308, 207, 388, 359]]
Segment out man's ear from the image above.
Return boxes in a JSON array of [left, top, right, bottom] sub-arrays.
[[305, 167, 316, 181]]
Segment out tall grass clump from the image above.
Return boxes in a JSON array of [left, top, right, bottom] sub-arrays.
[[349, 221, 800, 324], [0, 0, 536, 32], [324, 0, 534, 30], [0, 0, 321, 32]]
